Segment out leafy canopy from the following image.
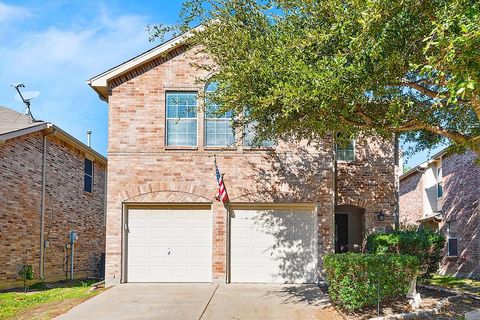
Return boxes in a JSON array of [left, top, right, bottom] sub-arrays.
[[150, 0, 480, 154]]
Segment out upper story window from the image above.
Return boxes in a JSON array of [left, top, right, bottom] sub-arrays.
[[242, 108, 274, 147], [84, 158, 93, 193], [436, 165, 443, 198], [243, 122, 274, 147], [336, 139, 355, 162], [447, 221, 458, 256], [204, 82, 235, 146], [166, 92, 197, 147]]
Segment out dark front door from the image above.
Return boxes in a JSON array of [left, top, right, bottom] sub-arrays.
[[335, 214, 349, 253]]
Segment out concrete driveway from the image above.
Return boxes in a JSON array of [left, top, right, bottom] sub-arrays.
[[56, 283, 343, 320]]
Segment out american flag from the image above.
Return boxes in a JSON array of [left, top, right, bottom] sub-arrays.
[[214, 157, 229, 203]]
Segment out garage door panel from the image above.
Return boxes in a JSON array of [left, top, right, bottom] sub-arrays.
[[171, 227, 192, 240], [127, 208, 212, 283], [191, 246, 211, 258], [150, 226, 170, 238], [150, 246, 169, 257], [230, 207, 316, 283]]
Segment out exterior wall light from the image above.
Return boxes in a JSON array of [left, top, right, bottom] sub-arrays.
[[377, 209, 386, 221]]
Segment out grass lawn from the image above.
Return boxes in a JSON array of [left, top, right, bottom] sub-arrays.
[[0, 279, 104, 320], [424, 274, 480, 296]]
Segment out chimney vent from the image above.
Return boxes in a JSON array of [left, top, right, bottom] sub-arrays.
[[86, 131, 92, 147]]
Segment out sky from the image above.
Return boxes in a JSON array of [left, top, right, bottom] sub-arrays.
[[0, 0, 444, 168]]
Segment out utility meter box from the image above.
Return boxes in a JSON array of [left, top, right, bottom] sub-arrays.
[[69, 230, 78, 243]]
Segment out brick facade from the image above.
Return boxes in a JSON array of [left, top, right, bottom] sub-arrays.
[[439, 151, 480, 278], [399, 150, 480, 279], [100, 45, 396, 286], [0, 131, 106, 289], [399, 171, 424, 226]]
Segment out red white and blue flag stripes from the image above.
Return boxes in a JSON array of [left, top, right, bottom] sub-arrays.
[[214, 156, 229, 203]]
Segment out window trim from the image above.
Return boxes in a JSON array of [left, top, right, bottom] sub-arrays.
[[336, 139, 356, 162], [447, 221, 458, 257], [84, 157, 94, 193], [165, 91, 198, 147]]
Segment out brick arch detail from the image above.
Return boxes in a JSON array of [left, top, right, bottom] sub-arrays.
[[336, 197, 368, 210], [121, 182, 213, 203]]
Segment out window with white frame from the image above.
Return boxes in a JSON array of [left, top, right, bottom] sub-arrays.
[[447, 221, 458, 256], [166, 92, 197, 146], [84, 158, 93, 193], [242, 108, 274, 147], [336, 139, 355, 161], [204, 82, 235, 146], [437, 165, 443, 198], [243, 122, 274, 147]]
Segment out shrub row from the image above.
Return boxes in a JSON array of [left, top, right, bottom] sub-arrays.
[[366, 228, 445, 280], [324, 253, 419, 310]]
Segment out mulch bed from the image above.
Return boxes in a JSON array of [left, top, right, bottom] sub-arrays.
[[430, 293, 480, 319], [329, 286, 480, 319]]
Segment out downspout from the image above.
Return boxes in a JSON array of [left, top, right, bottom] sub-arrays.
[[394, 134, 400, 230], [40, 129, 55, 280]]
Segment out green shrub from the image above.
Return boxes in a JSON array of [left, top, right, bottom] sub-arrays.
[[366, 228, 445, 280], [324, 253, 419, 310], [18, 264, 34, 292]]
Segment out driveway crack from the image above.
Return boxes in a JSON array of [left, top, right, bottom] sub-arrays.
[[198, 284, 219, 320]]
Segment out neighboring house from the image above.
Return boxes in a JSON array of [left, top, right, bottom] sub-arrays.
[[88, 30, 398, 287], [0, 106, 107, 289], [400, 149, 480, 279]]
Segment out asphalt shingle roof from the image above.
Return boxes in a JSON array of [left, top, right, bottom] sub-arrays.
[[0, 106, 45, 135]]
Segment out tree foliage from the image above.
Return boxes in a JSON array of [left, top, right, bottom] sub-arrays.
[[150, 0, 480, 154]]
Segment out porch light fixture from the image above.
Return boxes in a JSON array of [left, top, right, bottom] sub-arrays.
[[377, 210, 386, 221]]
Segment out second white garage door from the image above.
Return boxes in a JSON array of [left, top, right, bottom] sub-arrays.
[[230, 207, 317, 283], [127, 207, 212, 282]]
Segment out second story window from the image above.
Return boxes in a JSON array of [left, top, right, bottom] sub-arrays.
[[336, 139, 355, 162], [166, 92, 197, 147], [437, 165, 443, 198], [84, 158, 93, 193], [243, 122, 274, 147], [205, 82, 235, 146], [242, 108, 274, 147], [447, 221, 458, 256]]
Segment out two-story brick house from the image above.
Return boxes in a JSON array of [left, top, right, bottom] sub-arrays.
[[88, 31, 398, 286], [400, 149, 480, 279], [0, 106, 107, 289]]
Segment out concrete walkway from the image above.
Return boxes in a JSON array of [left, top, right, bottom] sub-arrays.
[[57, 283, 342, 320]]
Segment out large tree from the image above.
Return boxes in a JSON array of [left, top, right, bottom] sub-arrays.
[[150, 0, 480, 155]]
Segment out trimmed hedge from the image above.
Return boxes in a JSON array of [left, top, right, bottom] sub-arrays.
[[366, 228, 445, 280], [324, 253, 419, 310]]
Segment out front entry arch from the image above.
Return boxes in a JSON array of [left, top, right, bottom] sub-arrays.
[[335, 205, 365, 253]]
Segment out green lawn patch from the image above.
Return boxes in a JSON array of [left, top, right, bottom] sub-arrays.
[[0, 280, 103, 320], [424, 274, 480, 296]]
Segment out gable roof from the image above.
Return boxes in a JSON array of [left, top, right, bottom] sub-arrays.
[[400, 147, 448, 181], [88, 26, 203, 101], [0, 106, 106, 164]]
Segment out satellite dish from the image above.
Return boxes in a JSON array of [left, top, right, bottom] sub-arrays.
[[15, 91, 40, 102], [10, 83, 40, 122]]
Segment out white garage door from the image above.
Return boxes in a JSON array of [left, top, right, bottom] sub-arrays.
[[127, 207, 212, 282], [230, 207, 317, 283]]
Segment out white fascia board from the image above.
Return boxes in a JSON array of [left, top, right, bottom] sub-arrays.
[[87, 26, 203, 93], [0, 123, 48, 142]]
